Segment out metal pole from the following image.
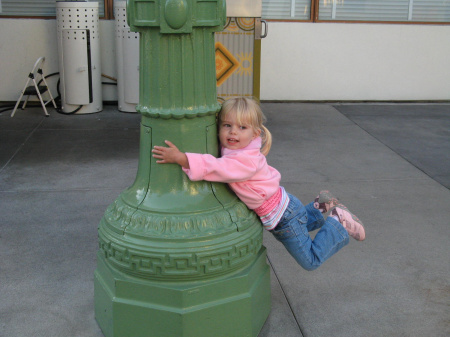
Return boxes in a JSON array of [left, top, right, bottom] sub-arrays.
[[94, 0, 271, 336]]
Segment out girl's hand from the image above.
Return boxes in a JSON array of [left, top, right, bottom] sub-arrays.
[[152, 140, 189, 168]]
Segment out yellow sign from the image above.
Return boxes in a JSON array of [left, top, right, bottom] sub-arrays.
[[215, 42, 239, 87]]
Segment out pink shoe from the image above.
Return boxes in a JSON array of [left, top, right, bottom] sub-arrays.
[[314, 190, 339, 214], [331, 205, 366, 241]]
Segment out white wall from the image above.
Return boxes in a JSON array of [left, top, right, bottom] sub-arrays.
[[1, 19, 449, 102], [1, 19, 57, 101], [260, 22, 450, 101], [0, 19, 117, 102]]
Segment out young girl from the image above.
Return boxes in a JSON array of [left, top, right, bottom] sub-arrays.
[[152, 97, 365, 271]]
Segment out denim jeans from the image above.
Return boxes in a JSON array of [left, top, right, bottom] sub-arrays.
[[270, 193, 349, 271]]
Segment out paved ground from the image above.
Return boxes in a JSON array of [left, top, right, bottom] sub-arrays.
[[1, 103, 449, 337]]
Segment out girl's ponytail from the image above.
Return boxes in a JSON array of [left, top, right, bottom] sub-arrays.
[[260, 124, 272, 156]]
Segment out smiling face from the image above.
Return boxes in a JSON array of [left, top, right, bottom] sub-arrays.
[[219, 112, 260, 151]]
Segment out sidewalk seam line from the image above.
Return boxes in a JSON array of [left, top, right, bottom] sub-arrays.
[[0, 118, 45, 174], [267, 254, 305, 337]]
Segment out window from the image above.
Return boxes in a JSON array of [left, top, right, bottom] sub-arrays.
[[262, 0, 312, 20], [262, 0, 450, 23], [0, 0, 106, 18], [319, 0, 411, 21], [409, 0, 450, 22], [318, 0, 450, 22]]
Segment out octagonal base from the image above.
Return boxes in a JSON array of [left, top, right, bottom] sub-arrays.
[[95, 246, 271, 337]]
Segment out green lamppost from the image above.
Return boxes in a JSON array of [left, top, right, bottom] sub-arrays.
[[94, 0, 271, 336]]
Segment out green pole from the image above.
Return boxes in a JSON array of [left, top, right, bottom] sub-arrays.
[[94, 1, 271, 336]]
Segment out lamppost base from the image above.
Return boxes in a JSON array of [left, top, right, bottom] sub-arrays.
[[95, 246, 271, 337]]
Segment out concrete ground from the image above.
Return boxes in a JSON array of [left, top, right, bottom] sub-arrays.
[[1, 103, 449, 337]]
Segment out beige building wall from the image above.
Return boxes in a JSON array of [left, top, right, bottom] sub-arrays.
[[0, 19, 449, 102], [261, 22, 450, 101]]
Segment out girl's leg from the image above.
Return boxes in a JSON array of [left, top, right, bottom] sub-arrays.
[[271, 194, 349, 271], [304, 190, 340, 232], [305, 216, 350, 269], [304, 202, 325, 232]]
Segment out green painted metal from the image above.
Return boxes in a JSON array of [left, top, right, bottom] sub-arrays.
[[94, 0, 271, 336]]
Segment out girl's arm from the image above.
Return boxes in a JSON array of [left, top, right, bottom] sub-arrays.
[[152, 140, 189, 169], [153, 141, 259, 183], [182, 152, 258, 183]]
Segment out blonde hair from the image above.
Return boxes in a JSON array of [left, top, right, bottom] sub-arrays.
[[219, 97, 272, 156]]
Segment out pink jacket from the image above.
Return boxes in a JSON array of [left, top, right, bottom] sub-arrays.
[[182, 137, 281, 210]]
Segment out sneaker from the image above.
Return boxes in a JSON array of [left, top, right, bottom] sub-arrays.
[[314, 190, 339, 214], [331, 205, 366, 241]]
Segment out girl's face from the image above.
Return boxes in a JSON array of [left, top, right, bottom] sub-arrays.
[[219, 113, 260, 150]]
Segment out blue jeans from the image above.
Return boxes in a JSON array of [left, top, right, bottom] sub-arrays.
[[270, 193, 349, 271]]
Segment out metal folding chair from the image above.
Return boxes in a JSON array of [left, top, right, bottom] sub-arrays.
[[11, 57, 57, 117]]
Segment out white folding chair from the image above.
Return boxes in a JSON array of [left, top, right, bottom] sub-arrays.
[[11, 57, 57, 117]]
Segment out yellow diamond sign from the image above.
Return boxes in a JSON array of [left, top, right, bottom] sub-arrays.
[[215, 42, 239, 87]]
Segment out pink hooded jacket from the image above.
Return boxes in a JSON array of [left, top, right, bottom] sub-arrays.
[[182, 137, 281, 210]]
